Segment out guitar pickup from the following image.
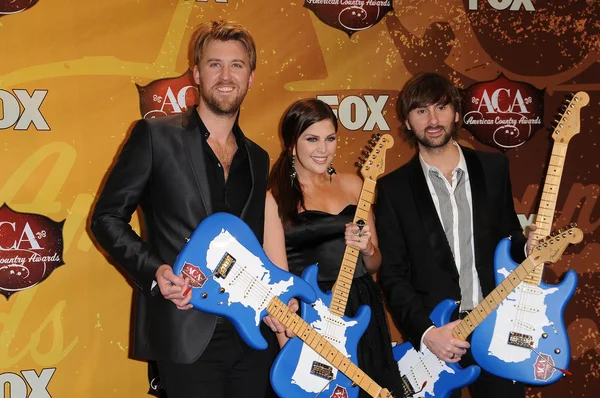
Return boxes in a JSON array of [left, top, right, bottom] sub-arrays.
[[401, 375, 415, 396], [507, 332, 533, 348], [215, 253, 236, 278], [310, 361, 334, 380]]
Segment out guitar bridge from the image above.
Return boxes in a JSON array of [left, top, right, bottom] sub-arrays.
[[310, 361, 334, 380], [401, 375, 415, 396], [507, 331, 533, 348], [215, 253, 236, 278]]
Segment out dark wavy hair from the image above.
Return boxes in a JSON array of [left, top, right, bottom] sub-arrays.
[[397, 72, 462, 143], [268, 98, 338, 227]]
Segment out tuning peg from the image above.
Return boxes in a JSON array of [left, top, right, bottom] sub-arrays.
[[569, 222, 577, 228], [374, 132, 381, 139], [356, 161, 364, 167]]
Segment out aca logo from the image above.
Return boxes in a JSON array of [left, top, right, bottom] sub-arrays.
[[317, 94, 390, 131], [461, 74, 544, 150], [136, 69, 199, 119], [0, 368, 55, 398], [466, 0, 535, 11], [0, 0, 39, 16], [304, 0, 393, 37], [0, 204, 65, 299], [0, 89, 50, 131]]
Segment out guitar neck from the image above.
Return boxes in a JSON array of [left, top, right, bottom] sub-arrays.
[[267, 297, 392, 398], [330, 179, 376, 317], [524, 142, 568, 285], [452, 255, 540, 340]]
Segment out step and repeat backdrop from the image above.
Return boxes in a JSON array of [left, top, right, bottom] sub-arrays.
[[1, 0, 598, 396]]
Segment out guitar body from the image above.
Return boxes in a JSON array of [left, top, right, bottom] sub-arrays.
[[393, 300, 481, 398], [471, 238, 577, 384], [171, 212, 316, 350], [270, 265, 371, 398]]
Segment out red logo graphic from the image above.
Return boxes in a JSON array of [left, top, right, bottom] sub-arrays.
[[304, 1, 393, 37], [136, 69, 199, 119], [0, 204, 64, 299], [181, 262, 207, 288], [330, 385, 348, 398], [0, 0, 39, 15], [533, 352, 556, 381], [461, 74, 544, 151]]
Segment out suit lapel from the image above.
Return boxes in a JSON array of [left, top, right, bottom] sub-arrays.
[[408, 156, 459, 277], [462, 146, 491, 273], [240, 139, 256, 220], [181, 108, 212, 216]]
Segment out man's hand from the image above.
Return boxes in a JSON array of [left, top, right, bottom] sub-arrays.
[[263, 298, 299, 338], [156, 264, 192, 310], [422, 320, 470, 363]]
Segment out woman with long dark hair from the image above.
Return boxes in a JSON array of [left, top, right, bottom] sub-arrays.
[[264, 98, 402, 397]]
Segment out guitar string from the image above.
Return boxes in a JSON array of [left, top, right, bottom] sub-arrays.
[[510, 149, 565, 343]]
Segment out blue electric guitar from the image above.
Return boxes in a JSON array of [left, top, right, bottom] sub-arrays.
[[173, 213, 394, 398], [270, 134, 394, 398], [393, 226, 583, 397], [172, 212, 316, 350], [471, 92, 589, 385]]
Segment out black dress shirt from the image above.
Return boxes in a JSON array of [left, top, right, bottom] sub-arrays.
[[189, 109, 251, 217]]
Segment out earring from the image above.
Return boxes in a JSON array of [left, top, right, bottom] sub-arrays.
[[290, 154, 297, 186], [327, 162, 336, 183]]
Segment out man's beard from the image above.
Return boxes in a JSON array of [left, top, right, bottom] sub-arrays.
[[415, 122, 456, 150], [200, 81, 246, 117]]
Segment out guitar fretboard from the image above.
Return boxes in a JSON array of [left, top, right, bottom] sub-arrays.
[[330, 179, 376, 317], [525, 142, 568, 285], [267, 297, 392, 398], [452, 255, 539, 340]]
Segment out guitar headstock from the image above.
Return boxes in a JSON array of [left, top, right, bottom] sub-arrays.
[[358, 133, 394, 181], [530, 224, 583, 266], [552, 91, 589, 144]]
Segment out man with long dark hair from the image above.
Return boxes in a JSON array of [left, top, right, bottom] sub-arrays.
[[376, 72, 529, 397]]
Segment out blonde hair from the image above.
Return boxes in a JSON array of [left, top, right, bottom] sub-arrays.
[[192, 20, 257, 71]]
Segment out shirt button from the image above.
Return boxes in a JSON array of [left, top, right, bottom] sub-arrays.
[[218, 163, 222, 168]]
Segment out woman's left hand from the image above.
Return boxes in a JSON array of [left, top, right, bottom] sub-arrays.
[[345, 222, 374, 256]]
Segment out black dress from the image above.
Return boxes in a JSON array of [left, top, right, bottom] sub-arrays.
[[285, 204, 403, 397]]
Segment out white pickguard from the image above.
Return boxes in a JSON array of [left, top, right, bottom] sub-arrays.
[[291, 299, 357, 393], [206, 230, 294, 326], [397, 346, 454, 397], [488, 268, 558, 362]]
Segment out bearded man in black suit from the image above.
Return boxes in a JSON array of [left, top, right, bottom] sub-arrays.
[[376, 72, 531, 398], [91, 20, 286, 398]]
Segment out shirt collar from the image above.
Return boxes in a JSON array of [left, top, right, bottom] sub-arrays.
[[189, 106, 246, 148], [419, 140, 467, 177]]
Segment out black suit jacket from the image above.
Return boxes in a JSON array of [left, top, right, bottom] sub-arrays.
[[91, 108, 270, 363], [376, 146, 526, 348]]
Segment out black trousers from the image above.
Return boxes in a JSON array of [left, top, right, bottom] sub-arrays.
[[156, 318, 277, 398], [450, 336, 525, 398]]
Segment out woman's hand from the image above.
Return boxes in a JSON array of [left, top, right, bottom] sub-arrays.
[[345, 222, 375, 256], [263, 298, 299, 338]]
